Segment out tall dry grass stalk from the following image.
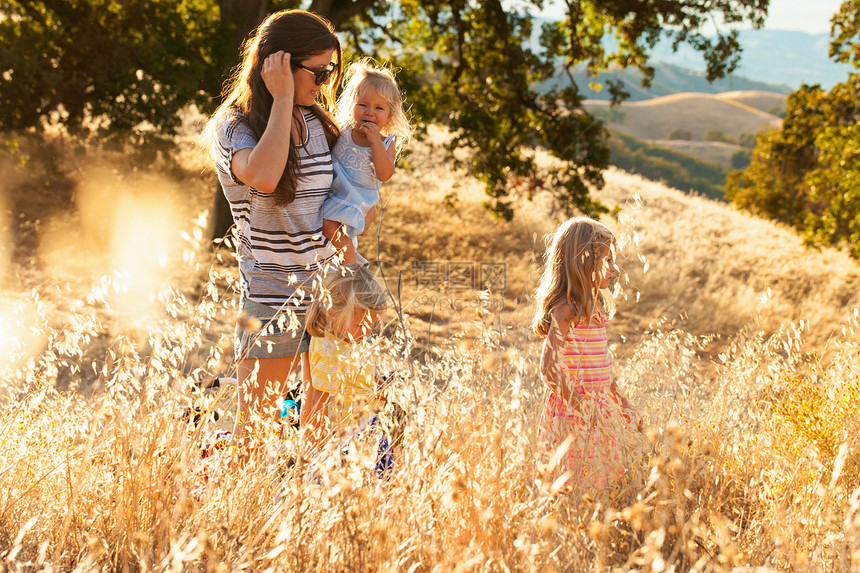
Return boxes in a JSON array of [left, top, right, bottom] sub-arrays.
[[2, 126, 860, 570], [3, 260, 860, 570]]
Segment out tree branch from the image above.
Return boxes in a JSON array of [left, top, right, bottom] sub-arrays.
[[451, 3, 467, 86], [311, 0, 381, 27]]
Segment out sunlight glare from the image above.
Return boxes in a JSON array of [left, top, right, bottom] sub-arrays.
[[0, 300, 46, 371], [38, 164, 199, 328], [106, 191, 182, 320], [0, 193, 9, 288]]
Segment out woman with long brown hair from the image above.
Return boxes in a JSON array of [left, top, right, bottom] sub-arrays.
[[203, 9, 342, 462]]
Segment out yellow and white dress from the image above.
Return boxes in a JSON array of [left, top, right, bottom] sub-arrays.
[[309, 332, 393, 475], [309, 331, 384, 431]]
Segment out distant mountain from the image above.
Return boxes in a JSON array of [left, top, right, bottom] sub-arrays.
[[540, 61, 792, 102], [530, 21, 855, 92], [648, 29, 854, 89]]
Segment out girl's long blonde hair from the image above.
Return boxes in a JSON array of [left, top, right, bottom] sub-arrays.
[[306, 265, 389, 339], [531, 217, 616, 338], [334, 59, 413, 157]]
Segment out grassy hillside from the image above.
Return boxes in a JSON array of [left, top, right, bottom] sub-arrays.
[[585, 92, 783, 141], [605, 131, 728, 200], [2, 127, 860, 570]]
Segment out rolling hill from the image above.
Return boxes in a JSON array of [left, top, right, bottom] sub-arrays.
[[648, 139, 742, 167], [584, 91, 783, 142], [604, 131, 729, 200], [584, 90, 786, 174], [714, 90, 788, 115]]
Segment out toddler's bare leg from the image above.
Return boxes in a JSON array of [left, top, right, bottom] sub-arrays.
[[323, 219, 357, 263]]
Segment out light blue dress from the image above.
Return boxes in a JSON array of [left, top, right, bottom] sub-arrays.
[[322, 126, 396, 238]]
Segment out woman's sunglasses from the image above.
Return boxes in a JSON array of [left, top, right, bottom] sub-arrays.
[[292, 62, 338, 86]]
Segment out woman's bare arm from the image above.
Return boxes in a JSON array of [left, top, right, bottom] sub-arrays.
[[231, 51, 296, 193]]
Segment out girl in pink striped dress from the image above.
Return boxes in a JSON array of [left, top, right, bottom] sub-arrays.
[[532, 217, 638, 490]]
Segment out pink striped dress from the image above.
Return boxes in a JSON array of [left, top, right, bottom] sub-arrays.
[[538, 309, 627, 489]]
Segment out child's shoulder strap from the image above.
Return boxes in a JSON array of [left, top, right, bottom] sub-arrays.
[[382, 134, 396, 150]]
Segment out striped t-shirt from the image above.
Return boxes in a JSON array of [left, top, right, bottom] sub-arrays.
[[214, 107, 337, 311], [560, 311, 612, 392]]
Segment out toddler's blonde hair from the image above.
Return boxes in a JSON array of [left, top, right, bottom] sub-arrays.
[[531, 217, 617, 337], [306, 265, 389, 339], [334, 59, 413, 156]]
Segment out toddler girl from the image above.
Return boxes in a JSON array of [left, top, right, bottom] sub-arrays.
[[322, 60, 412, 263], [301, 265, 394, 473], [531, 217, 637, 490]]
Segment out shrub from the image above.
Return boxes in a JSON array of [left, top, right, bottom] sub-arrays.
[[667, 129, 693, 140], [731, 149, 752, 169], [704, 129, 736, 144], [739, 132, 758, 149]]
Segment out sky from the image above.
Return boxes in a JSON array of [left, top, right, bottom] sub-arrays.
[[517, 0, 853, 86], [534, 0, 845, 35], [761, 0, 843, 34]]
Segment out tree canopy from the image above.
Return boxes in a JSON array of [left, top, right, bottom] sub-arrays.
[[0, 1, 229, 145], [727, 0, 860, 257], [1, 0, 770, 219]]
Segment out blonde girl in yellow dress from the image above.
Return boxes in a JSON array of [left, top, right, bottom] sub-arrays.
[[301, 265, 393, 474]]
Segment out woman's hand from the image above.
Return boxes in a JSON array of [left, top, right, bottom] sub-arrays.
[[231, 51, 296, 193], [261, 51, 295, 102]]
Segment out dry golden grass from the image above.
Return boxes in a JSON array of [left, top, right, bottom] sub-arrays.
[[594, 166, 860, 352], [380, 132, 860, 358], [2, 125, 860, 570], [585, 92, 782, 141]]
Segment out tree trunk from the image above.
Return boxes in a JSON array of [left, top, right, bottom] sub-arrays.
[[309, 0, 379, 27], [309, 0, 336, 20], [219, 0, 270, 50]]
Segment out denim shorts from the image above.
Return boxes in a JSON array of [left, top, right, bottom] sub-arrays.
[[234, 299, 310, 361]]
